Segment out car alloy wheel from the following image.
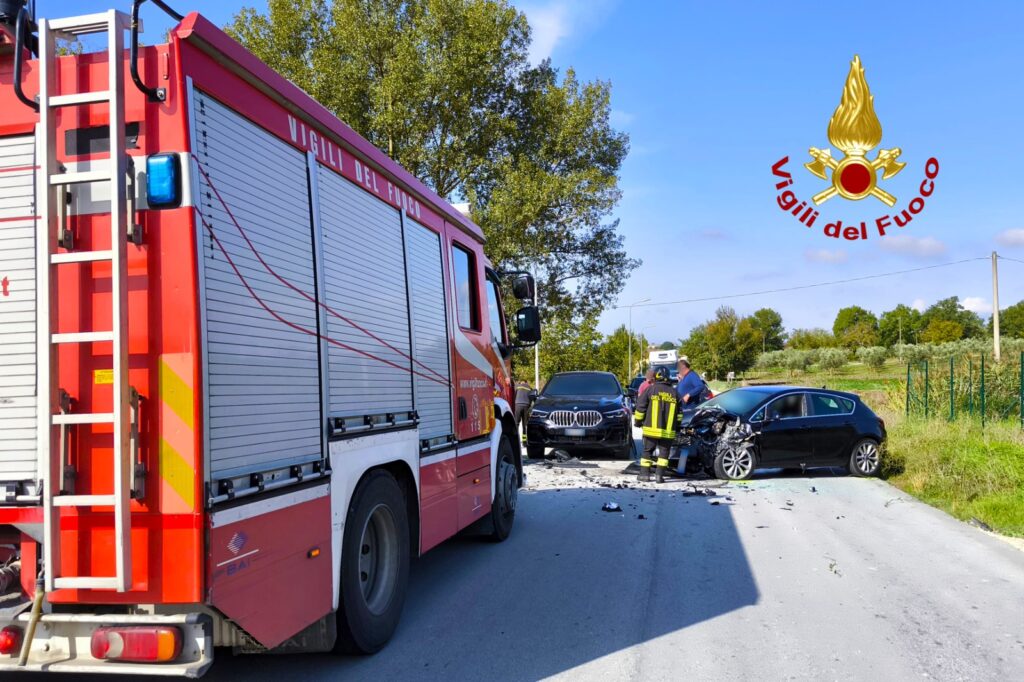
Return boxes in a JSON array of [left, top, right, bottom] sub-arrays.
[[852, 440, 880, 476], [719, 445, 754, 480]]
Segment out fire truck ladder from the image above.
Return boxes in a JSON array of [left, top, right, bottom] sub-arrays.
[[36, 10, 136, 592]]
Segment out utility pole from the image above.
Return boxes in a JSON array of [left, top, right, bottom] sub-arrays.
[[533, 265, 540, 388], [898, 316, 902, 346], [626, 297, 651, 380], [992, 252, 1001, 363]]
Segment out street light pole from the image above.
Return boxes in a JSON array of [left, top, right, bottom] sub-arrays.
[[992, 251, 1001, 363], [627, 297, 651, 380]]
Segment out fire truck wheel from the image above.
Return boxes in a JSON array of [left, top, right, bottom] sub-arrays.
[[488, 438, 518, 542], [335, 470, 410, 655]]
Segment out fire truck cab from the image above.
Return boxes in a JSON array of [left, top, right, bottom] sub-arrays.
[[0, 0, 540, 674]]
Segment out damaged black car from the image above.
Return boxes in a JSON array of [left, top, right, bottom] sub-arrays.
[[677, 386, 886, 480]]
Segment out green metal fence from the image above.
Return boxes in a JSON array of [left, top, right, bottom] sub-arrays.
[[906, 351, 1024, 428]]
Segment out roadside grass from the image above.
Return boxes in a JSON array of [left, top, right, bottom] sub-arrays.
[[879, 409, 1024, 537]]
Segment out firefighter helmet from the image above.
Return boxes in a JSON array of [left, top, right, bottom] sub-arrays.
[[654, 366, 670, 382]]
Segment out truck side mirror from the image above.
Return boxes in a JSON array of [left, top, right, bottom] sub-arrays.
[[511, 273, 536, 301], [513, 305, 541, 346]]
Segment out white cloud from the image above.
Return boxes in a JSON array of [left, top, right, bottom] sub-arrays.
[[520, 1, 617, 63], [610, 109, 636, 127], [995, 228, 1024, 247], [879, 234, 947, 259], [911, 298, 927, 312], [962, 297, 992, 315], [805, 249, 848, 264], [523, 4, 569, 63]]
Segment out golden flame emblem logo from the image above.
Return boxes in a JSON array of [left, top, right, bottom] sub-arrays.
[[805, 56, 905, 206]]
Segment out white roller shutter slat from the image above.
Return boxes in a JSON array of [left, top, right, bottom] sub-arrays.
[[0, 134, 37, 485], [316, 166, 414, 418], [193, 92, 322, 478], [405, 220, 453, 441]]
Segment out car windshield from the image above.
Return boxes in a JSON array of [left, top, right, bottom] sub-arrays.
[[700, 389, 767, 416], [543, 374, 620, 396]]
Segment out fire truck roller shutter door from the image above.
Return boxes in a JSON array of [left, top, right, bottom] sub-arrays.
[[192, 92, 322, 478], [0, 134, 38, 491], [404, 220, 454, 441], [315, 167, 414, 419]]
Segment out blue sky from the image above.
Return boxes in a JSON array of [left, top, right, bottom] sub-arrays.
[[45, 0, 1024, 344]]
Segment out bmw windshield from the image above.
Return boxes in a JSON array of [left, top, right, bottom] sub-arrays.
[[543, 374, 620, 396], [699, 389, 766, 417]]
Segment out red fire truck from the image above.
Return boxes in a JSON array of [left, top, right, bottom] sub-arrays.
[[0, 0, 540, 674]]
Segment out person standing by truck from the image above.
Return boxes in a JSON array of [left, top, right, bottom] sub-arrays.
[[514, 380, 534, 438], [633, 367, 683, 483]]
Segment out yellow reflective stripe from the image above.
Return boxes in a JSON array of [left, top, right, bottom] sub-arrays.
[[650, 398, 659, 430], [159, 437, 195, 509], [159, 357, 194, 430], [634, 411, 645, 420], [666, 402, 677, 430], [640, 458, 653, 467], [642, 427, 675, 439], [657, 457, 670, 467]]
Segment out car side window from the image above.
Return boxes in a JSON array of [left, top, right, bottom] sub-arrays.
[[810, 394, 843, 416], [767, 393, 805, 420], [809, 394, 855, 416]]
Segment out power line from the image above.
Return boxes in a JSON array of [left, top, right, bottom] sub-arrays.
[[999, 255, 1024, 266], [614, 257, 990, 310]]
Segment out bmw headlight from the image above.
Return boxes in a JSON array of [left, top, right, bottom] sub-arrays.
[[530, 409, 549, 419], [603, 408, 627, 419]]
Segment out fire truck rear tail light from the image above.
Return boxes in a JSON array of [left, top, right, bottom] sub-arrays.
[[90, 626, 182, 663], [0, 625, 22, 655]]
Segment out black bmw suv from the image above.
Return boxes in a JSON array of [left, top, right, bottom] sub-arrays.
[[526, 371, 635, 460]]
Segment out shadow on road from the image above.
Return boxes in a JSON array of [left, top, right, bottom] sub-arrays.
[[195, 480, 759, 681]]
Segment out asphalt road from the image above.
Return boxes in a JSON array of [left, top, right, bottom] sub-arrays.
[[210, 454, 1024, 681], [25, 451, 1024, 681]]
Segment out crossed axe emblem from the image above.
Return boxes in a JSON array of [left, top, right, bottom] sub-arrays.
[[804, 147, 906, 207]]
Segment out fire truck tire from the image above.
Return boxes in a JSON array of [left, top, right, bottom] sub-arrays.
[[334, 470, 410, 655], [488, 438, 518, 542]]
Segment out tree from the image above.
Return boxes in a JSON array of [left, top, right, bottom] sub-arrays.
[[919, 319, 964, 343], [919, 297, 984, 339], [594, 325, 648, 384], [658, 341, 676, 351], [748, 308, 786, 352], [227, 0, 634, 329], [840, 320, 880, 348], [787, 328, 836, 350], [818, 348, 849, 374], [519, 312, 602, 383], [833, 305, 878, 342], [990, 300, 1024, 338], [856, 346, 889, 370], [879, 304, 923, 346], [680, 307, 760, 379]]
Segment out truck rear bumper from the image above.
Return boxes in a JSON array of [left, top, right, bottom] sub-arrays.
[[0, 612, 213, 677]]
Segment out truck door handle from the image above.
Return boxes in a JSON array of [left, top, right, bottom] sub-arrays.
[[458, 397, 467, 420]]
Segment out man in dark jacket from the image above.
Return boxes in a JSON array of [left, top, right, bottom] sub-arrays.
[[633, 367, 683, 483], [514, 381, 533, 438]]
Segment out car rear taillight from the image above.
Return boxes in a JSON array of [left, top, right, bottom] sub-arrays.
[[90, 626, 182, 663], [0, 625, 22, 655]]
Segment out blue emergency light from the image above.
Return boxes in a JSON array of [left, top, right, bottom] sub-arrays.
[[146, 153, 181, 208]]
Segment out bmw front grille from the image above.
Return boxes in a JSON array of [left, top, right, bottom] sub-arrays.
[[549, 410, 603, 427]]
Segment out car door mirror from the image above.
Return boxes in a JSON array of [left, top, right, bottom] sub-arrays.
[[512, 305, 541, 346], [528, 389, 538, 402]]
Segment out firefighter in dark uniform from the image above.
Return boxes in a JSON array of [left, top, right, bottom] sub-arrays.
[[632, 366, 683, 483]]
